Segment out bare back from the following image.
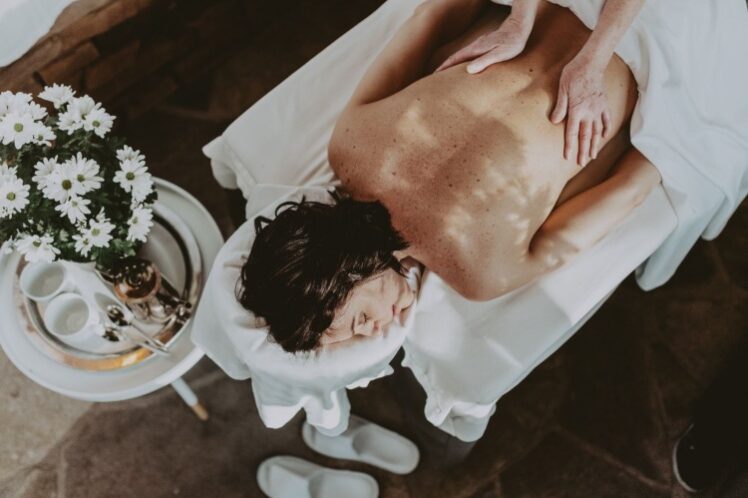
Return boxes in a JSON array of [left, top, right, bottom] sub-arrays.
[[329, 2, 637, 297]]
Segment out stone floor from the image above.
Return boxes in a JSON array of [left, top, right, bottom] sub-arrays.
[[2, 1, 747, 497]]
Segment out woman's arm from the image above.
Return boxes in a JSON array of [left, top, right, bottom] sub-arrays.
[[528, 148, 661, 271], [464, 147, 660, 301]]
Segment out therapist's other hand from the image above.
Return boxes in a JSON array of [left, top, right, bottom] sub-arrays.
[[435, 16, 530, 73], [550, 55, 611, 166]]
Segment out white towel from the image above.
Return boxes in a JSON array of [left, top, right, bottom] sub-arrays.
[[191, 184, 422, 435]]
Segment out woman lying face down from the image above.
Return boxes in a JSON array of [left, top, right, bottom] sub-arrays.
[[237, 191, 417, 353]]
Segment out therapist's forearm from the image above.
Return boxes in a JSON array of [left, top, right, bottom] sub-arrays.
[[508, 0, 541, 34], [577, 0, 645, 68]]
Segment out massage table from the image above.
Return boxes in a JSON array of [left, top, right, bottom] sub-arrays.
[[193, 0, 748, 441]]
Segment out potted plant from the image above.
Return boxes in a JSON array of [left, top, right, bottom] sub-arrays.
[[0, 84, 156, 272]]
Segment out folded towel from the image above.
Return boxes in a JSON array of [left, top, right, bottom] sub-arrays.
[[191, 184, 421, 435]]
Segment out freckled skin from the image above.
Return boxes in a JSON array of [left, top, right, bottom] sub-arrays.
[[330, 2, 637, 299]]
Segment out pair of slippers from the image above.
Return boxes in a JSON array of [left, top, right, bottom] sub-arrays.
[[257, 415, 420, 498]]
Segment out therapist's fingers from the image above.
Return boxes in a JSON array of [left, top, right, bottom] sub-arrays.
[[435, 39, 490, 72], [550, 88, 569, 124], [601, 109, 612, 139], [466, 48, 515, 74], [578, 120, 593, 166], [590, 119, 602, 160], [564, 115, 580, 161]]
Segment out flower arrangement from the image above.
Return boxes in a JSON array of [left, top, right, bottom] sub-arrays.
[[0, 84, 156, 268]]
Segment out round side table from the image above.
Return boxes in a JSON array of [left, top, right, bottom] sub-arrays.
[[0, 178, 224, 419]]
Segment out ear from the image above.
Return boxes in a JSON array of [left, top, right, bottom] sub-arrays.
[[392, 249, 408, 262]]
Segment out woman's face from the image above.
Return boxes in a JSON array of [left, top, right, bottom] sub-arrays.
[[321, 267, 415, 347]]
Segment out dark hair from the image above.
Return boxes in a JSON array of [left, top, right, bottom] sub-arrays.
[[237, 189, 409, 353]]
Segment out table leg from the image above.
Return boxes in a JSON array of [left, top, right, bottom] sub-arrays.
[[170, 377, 209, 421]]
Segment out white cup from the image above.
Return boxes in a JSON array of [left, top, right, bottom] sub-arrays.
[[43, 292, 101, 345], [19, 262, 74, 303]]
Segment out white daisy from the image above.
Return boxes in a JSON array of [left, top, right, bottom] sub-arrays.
[[0, 112, 36, 148], [16, 234, 60, 263], [131, 173, 154, 203], [42, 159, 86, 202], [86, 211, 115, 248], [57, 107, 84, 134], [126, 206, 153, 242], [0, 91, 14, 117], [114, 157, 148, 193], [0, 160, 17, 179], [69, 153, 103, 193], [38, 84, 75, 109], [116, 145, 145, 164], [72, 232, 93, 257], [55, 195, 91, 225], [26, 101, 47, 121], [0, 92, 32, 117], [83, 107, 114, 138], [69, 95, 99, 117], [0, 175, 30, 218], [31, 121, 56, 146], [32, 157, 58, 190]]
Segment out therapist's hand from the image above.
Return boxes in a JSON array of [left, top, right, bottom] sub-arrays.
[[435, 15, 531, 73], [551, 54, 612, 167]]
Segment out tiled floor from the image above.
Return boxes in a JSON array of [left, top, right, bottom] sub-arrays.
[[2, 1, 747, 497]]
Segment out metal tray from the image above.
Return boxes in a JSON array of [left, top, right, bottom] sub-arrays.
[[12, 202, 202, 371]]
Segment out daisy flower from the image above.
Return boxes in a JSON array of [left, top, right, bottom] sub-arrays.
[[16, 234, 60, 263], [55, 195, 91, 225], [57, 107, 84, 134], [130, 173, 153, 203], [69, 153, 103, 193], [32, 157, 58, 190], [126, 206, 153, 242], [42, 159, 86, 202], [31, 121, 56, 146], [0, 92, 31, 117], [69, 95, 99, 118], [0, 175, 30, 218], [86, 211, 115, 248], [0, 161, 17, 179], [26, 101, 47, 121], [83, 107, 114, 138], [38, 84, 75, 109], [114, 157, 148, 193], [0, 112, 36, 148], [72, 232, 93, 257], [0, 91, 14, 117], [116, 145, 145, 164]]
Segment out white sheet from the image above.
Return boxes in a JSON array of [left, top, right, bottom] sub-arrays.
[[197, 0, 745, 441]]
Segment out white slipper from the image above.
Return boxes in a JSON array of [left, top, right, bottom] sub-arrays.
[[302, 415, 419, 475], [256, 455, 378, 498]]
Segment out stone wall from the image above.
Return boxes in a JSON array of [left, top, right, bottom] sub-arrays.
[[0, 0, 257, 120]]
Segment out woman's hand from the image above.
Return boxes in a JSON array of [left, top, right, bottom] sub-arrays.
[[551, 55, 612, 166], [435, 15, 531, 73]]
